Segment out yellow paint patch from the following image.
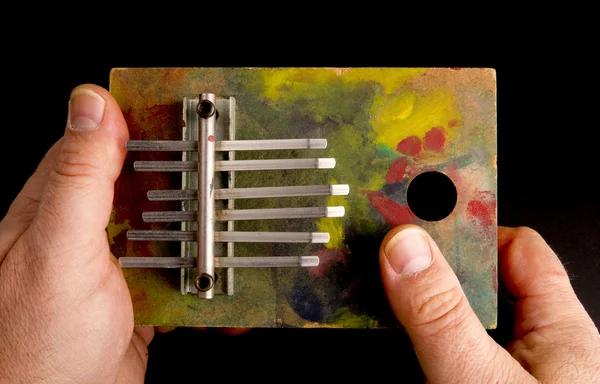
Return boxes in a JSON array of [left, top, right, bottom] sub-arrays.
[[322, 307, 380, 328], [259, 68, 460, 150], [106, 207, 131, 245], [339, 68, 426, 94], [262, 68, 335, 100], [316, 194, 347, 249], [261, 68, 427, 101], [393, 92, 415, 120], [371, 89, 460, 149]]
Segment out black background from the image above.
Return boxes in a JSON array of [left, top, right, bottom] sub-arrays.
[[1, 37, 598, 382]]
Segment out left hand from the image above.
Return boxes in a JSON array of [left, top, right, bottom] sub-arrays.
[[0, 84, 152, 383]]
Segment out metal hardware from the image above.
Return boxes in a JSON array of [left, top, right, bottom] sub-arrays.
[[121, 92, 348, 299]]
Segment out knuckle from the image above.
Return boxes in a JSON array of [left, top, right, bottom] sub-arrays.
[[15, 193, 40, 219], [51, 143, 103, 184], [513, 226, 544, 243], [512, 226, 570, 281], [5, 192, 40, 224], [410, 284, 471, 337]]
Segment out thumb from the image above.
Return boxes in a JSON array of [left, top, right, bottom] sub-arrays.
[[380, 225, 532, 384], [32, 84, 128, 257]]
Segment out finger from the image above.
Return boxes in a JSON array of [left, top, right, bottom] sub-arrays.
[[380, 225, 533, 383], [155, 326, 177, 333], [29, 84, 129, 267], [498, 226, 596, 336], [217, 327, 251, 336], [134, 325, 155, 345], [499, 226, 600, 379], [116, 326, 154, 384], [0, 139, 63, 262]]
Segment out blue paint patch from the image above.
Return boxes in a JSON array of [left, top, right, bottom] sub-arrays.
[[289, 285, 323, 322]]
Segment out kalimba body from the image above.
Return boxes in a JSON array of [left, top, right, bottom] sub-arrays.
[[108, 68, 498, 329]]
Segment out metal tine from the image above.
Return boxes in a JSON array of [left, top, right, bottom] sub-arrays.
[[127, 141, 197, 151], [217, 158, 335, 171], [127, 230, 196, 242], [134, 158, 336, 172], [127, 230, 330, 243], [216, 256, 319, 268], [142, 211, 197, 222], [217, 139, 327, 151], [134, 161, 196, 172], [148, 189, 198, 201], [147, 184, 350, 201], [118, 256, 320, 268], [143, 207, 345, 222], [126, 139, 327, 152]]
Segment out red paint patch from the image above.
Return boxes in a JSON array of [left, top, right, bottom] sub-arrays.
[[423, 127, 446, 152], [182, 119, 186, 127], [467, 200, 493, 225], [364, 191, 416, 226], [208, 135, 215, 142], [448, 120, 461, 128], [308, 248, 349, 277], [466, 190, 497, 229], [114, 105, 184, 224], [396, 136, 422, 156], [385, 158, 408, 184]]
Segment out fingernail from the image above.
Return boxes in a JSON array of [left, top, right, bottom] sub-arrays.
[[384, 227, 433, 276], [68, 88, 106, 131]]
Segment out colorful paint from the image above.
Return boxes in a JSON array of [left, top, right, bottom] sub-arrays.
[[109, 68, 498, 328]]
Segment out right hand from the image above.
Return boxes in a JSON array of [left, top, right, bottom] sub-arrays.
[[379, 225, 600, 383]]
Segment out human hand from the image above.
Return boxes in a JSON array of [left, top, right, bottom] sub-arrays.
[[0, 85, 151, 383], [380, 224, 600, 383]]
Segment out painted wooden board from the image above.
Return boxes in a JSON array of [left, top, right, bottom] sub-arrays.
[[108, 68, 498, 328]]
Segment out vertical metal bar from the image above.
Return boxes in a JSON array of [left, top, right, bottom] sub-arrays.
[[227, 97, 236, 296], [181, 97, 193, 295], [196, 93, 217, 298]]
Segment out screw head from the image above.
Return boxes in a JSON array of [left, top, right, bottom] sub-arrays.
[[196, 99, 216, 118], [195, 273, 214, 292]]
